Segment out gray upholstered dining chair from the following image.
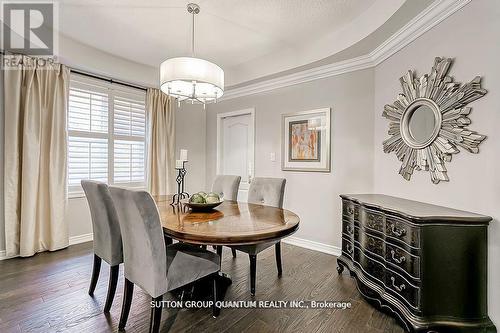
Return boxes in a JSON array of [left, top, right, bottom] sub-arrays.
[[108, 186, 221, 333], [81, 180, 122, 313], [230, 177, 286, 295], [212, 175, 241, 201], [212, 175, 241, 257]]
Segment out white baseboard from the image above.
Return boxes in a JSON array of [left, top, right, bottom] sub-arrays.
[[1, 234, 338, 259], [69, 233, 93, 246], [282, 236, 341, 257]]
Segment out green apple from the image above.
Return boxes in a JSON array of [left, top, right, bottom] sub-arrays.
[[206, 192, 220, 200], [205, 196, 220, 204], [190, 193, 206, 203]]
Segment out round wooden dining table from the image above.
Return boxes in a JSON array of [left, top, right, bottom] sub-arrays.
[[152, 195, 300, 246], [152, 195, 300, 298]]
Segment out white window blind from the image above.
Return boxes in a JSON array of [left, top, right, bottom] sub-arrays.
[[67, 75, 147, 195]]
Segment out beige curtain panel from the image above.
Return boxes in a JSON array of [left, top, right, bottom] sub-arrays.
[[146, 88, 175, 195], [3, 55, 70, 257]]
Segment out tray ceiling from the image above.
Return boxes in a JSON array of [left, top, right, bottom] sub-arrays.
[[56, 0, 413, 85]]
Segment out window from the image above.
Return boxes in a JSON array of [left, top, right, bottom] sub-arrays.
[[67, 74, 147, 195]]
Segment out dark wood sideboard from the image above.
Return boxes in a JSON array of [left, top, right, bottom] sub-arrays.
[[337, 194, 495, 333]]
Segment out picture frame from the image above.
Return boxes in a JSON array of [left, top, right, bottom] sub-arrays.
[[281, 108, 331, 172]]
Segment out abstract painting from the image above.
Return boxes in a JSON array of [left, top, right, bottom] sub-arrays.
[[289, 120, 321, 161], [282, 108, 331, 172]]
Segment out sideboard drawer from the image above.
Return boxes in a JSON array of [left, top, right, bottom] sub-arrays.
[[361, 209, 385, 233], [385, 243, 420, 279], [341, 237, 355, 259], [359, 252, 420, 310], [359, 232, 384, 257], [358, 231, 420, 280], [342, 200, 359, 220], [386, 216, 420, 249], [342, 218, 355, 238], [385, 269, 420, 310], [359, 250, 385, 282]]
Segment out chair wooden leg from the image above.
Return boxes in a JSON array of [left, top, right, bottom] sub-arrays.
[[118, 278, 134, 331], [212, 276, 220, 318], [216, 246, 223, 265], [275, 241, 283, 277], [249, 254, 257, 296], [231, 248, 237, 258], [104, 265, 119, 312], [149, 295, 163, 333], [88, 254, 102, 295]]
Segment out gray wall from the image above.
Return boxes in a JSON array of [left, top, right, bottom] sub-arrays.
[[175, 103, 207, 194], [373, 0, 500, 324], [0, 56, 4, 251], [206, 69, 375, 247]]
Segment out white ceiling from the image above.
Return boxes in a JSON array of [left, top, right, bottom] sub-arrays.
[[57, 0, 409, 86]]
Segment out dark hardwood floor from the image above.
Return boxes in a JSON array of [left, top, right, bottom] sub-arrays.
[[0, 242, 405, 333]]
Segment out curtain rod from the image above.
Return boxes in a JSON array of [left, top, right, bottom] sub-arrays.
[[1, 50, 149, 92], [70, 69, 148, 92]]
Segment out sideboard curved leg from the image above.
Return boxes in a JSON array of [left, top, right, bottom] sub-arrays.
[[337, 262, 344, 275]]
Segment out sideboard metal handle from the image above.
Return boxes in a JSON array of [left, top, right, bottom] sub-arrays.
[[346, 225, 354, 234], [391, 224, 407, 237], [390, 276, 406, 292], [346, 244, 353, 254], [347, 206, 354, 215], [390, 250, 406, 264]]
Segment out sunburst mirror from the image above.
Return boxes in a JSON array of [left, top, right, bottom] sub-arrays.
[[382, 57, 487, 184]]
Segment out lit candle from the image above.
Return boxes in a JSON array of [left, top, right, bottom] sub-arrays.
[[175, 160, 184, 169], [180, 149, 188, 161]]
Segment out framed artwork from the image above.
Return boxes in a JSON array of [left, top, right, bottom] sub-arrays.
[[281, 108, 331, 172]]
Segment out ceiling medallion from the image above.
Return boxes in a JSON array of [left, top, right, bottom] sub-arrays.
[[160, 3, 224, 108], [382, 57, 487, 184]]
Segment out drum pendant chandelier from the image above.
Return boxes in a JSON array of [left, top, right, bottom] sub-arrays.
[[160, 3, 224, 107]]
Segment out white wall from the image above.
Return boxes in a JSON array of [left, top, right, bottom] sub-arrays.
[[373, 0, 500, 324], [206, 69, 375, 247]]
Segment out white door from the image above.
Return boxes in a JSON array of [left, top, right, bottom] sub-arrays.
[[217, 110, 254, 202]]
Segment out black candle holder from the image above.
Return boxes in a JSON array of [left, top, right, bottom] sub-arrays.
[[171, 161, 190, 206]]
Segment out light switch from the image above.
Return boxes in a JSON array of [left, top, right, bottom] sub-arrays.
[[270, 152, 276, 162]]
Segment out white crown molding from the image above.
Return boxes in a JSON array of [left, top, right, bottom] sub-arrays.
[[222, 0, 471, 101], [369, 0, 471, 66], [282, 236, 341, 257], [223, 55, 374, 100]]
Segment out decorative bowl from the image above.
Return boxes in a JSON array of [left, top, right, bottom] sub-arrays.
[[182, 199, 223, 211]]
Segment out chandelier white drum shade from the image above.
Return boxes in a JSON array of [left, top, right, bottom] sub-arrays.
[[159, 3, 224, 105], [159, 57, 224, 103]]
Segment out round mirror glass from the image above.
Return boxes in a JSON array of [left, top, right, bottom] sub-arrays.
[[408, 105, 436, 143]]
